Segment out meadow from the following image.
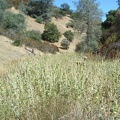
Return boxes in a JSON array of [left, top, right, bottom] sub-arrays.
[[0, 53, 120, 120]]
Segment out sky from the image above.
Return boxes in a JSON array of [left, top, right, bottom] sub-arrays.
[[54, 0, 119, 21]]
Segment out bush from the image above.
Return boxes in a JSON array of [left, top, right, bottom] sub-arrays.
[[12, 40, 22, 46], [22, 38, 59, 54], [63, 30, 74, 42], [59, 9, 66, 16], [26, 1, 52, 22], [53, 9, 63, 19], [53, 9, 67, 19], [0, 0, 11, 27], [0, 10, 4, 24], [35, 16, 43, 23], [0, 0, 11, 10], [41, 13, 52, 23], [66, 22, 74, 28], [2, 11, 25, 32], [75, 40, 99, 52], [61, 39, 70, 49], [24, 30, 41, 41], [60, 3, 72, 15], [42, 23, 61, 43]]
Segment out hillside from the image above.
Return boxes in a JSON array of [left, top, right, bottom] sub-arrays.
[[0, 36, 27, 68], [0, 7, 86, 68]]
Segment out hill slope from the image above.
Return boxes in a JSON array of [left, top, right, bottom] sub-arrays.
[[0, 36, 34, 69], [0, 7, 85, 67]]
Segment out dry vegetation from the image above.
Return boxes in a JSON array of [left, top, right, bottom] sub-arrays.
[[0, 53, 120, 120], [0, 4, 119, 120], [0, 7, 82, 67]]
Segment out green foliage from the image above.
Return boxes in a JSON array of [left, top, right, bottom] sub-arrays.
[[66, 22, 74, 28], [24, 30, 41, 41], [53, 9, 63, 19], [2, 11, 25, 32], [100, 9, 120, 58], [53, 9, 66, 19], [52, 3, 72, 19], [40, 13, 52, 23], [12, 40, 22, 46], [35, 16, 43, 23], [61, 3, 70, 11], [101, 10, 117, 29], [59, 9, 66, 16], [0, 0, 11, 26], [18, 1, 28, 14], [75, 0, 102, 52], [0, 0, 11, 10], [63, 30, 74, 42], [76, 40, 99, 52], [106, 33, 118, 45], [0, 10, 4, 24], [61, 39, 70, 49], [26, 0, 53, 22], [70, 11, 80, 19], [42, 23, 61, 42], [60, 3, 72, 15]]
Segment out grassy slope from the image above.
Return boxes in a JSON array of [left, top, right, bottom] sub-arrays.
[[0, 53, 119, 119], [0, 7, 84, 68], [0, 36, 30, 69]]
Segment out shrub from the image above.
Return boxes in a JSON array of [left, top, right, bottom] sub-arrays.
[[75, 40, 99, 52], [53, 9, 66, 19], [63, 30, 74, 42], [42, 23, 61, 43], [59, 9, 66, 16], [35, 16, 43, 23], [40, 41, 59, 54], [12, 40, 22, 46], [53, 9, 63, 19], [0, 0, 11, 27], [22, 38, 41, 48], [61, 39, 70, 49], [26, 1, 52, 22], [66, 22, 74, 28], [2, 11, 25, 32], [0, 0, 11, 10], [0, 10, 4, 24], [22, 38, 59, 54], [60, 3, 72, 15], [24, 30, 41, 41], [101, 10, 117, 29]]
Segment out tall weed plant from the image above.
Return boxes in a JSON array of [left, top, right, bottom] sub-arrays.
[[0, 53, 119, 120]]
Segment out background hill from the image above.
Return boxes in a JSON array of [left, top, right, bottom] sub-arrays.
[[0, 7, 86, 68]]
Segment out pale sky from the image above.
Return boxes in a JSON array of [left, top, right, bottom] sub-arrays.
[[54, 0, 119, 21]]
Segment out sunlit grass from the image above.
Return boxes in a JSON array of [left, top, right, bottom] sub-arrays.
[[0, 53, 120, 120]]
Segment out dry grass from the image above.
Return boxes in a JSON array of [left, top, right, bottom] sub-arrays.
[[0, 53, 119, 120], [0, 36, 29, 66]]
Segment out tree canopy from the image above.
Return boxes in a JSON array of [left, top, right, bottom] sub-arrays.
[[75, 0, 103, 52], [101, 10, 117, 29], [118, 0, 120, 6]]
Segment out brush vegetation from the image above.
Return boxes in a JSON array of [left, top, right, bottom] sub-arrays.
[[0, 53, 120, 120]]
